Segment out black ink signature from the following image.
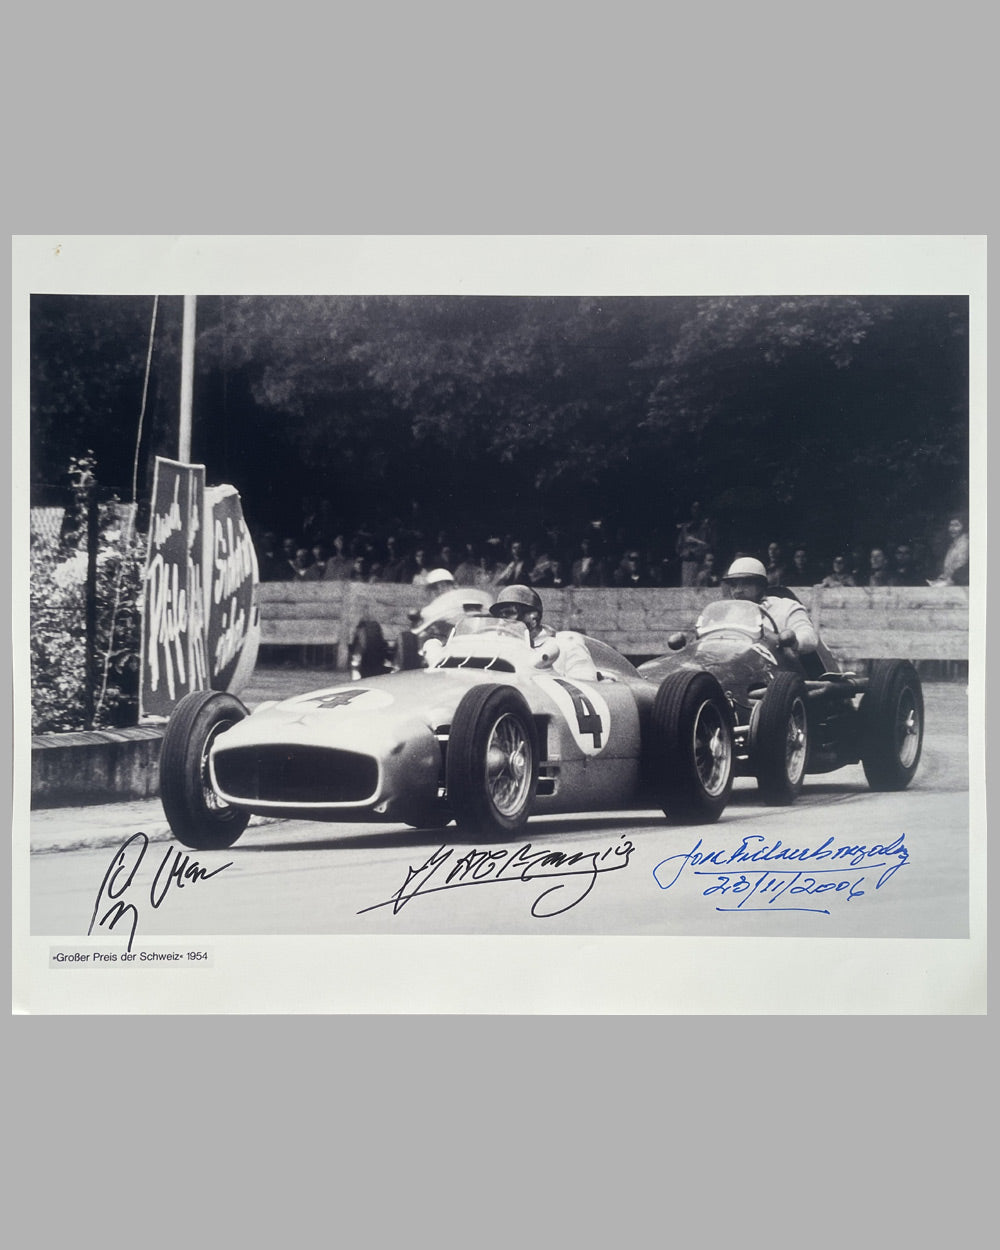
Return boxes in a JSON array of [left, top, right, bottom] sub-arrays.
[[88, 832, 232, 950], [653, 833, 910, 915], [359, 837, 635, 919]]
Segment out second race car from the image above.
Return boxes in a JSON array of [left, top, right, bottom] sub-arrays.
[[638, 598, 924, 804]]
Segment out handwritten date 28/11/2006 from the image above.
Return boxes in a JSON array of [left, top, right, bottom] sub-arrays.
[[359, 836, 635, 919], [653, 832, 911, 915], [88, 832, 232, 951]]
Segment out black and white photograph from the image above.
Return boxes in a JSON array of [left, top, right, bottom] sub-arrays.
[[12, 235, 986, 1014]]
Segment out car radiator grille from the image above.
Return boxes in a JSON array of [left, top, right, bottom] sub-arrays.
[[213, 745, 379, 804]]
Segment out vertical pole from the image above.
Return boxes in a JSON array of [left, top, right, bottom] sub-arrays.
[[84, 488, 99, 729], [179, 294, 197, 463]]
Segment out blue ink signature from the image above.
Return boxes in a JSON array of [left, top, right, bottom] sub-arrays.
[[359, 837, 634, 919], [652, 833, 909, 915]]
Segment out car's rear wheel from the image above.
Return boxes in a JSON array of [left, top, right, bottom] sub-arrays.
[[751, 671, 809, 804], [396, 629, 423, 671], [159, 690, 251, 849], [648, 670, 734, 823], [446, 686, 538, 839], [860, 660, 924, 790], [350, 619, 389, 678]]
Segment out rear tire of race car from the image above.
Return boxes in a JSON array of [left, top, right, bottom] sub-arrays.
[[159, 690, 251, 850], [649, 671, 734, 824], [351, 619, 389, 678], [446, 686, 539, 839], [751, 671, 810, 805], [396, 630, 422, 671], [860, 660, 924, 790]]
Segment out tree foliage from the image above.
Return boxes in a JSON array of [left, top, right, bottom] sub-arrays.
[[32, 294, 968, 555]]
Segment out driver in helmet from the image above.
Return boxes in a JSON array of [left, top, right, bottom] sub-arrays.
[[489, 585, 599, 681], [722, 557, 819, 654]]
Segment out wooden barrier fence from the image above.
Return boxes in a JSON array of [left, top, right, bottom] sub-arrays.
[[258, 582, 970, 670]]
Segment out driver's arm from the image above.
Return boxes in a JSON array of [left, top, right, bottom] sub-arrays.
[[782, 602, 819, 654], [552, 631, 600, 681]]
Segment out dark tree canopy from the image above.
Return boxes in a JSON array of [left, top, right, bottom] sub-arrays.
[[31, 293, 968, 559]]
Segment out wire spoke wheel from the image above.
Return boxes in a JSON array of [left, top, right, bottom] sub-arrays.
[[446, 686, 539, 837], [692, 699, 733, 798], [485, 713, 533, 817]]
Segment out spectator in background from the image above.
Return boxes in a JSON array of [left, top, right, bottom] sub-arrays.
[[820, 554, 857, 588], [676, 501, 716, 587], [929, 516, 970, 586], [867, 547, 892, 587], [309, 543, 328, 578], [528, 541, 560, 588], [453, 543, 482, 587], [411, 547, 434, 586], [256, 531, 292, 582], [889, 543, 923, 586], [494, 539, 531, 587], [787, 546, 819, 586], [322, 534, 353, 581], [291, 547, 317, 579], [764, 542, 787, 588], [571, 536, 605, 587], [694, 552, 721, 587], [380, 535, 410, 583], [613, 549, 654, 587]]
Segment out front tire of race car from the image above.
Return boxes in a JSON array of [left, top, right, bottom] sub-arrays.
[[649, 671, 734, 824], [859, 660, 924, 790], [751, 671, 810, 805], [446, 686, 539, 839], [159, 691, 251, 850]]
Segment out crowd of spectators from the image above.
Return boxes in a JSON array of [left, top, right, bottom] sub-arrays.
[[253, 510, 970, 592]]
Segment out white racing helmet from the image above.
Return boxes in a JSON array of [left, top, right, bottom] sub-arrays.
[[722, 557, 767, 582], [426, 567, 455, 587]]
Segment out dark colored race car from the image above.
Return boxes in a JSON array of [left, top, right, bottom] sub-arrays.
[[158, 615, 738, 850], [637, 598, 924, 804]]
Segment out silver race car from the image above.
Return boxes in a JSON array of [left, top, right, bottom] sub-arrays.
[[159, 615, 736, 848]]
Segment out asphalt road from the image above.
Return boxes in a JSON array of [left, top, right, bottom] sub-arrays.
[[29, 684, 972, 943]]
